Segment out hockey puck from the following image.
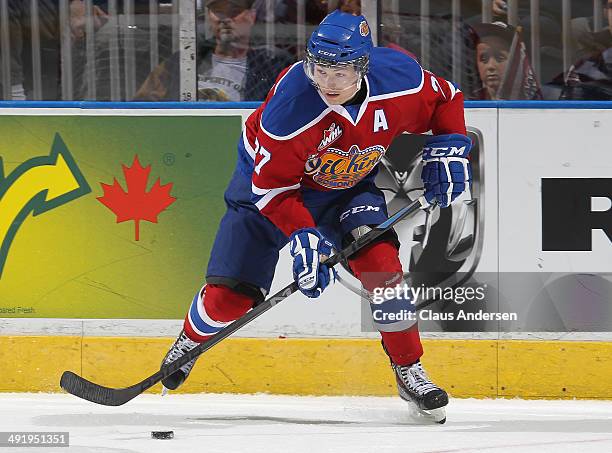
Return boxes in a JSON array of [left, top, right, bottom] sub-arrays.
[[151, 431, 174, 440]]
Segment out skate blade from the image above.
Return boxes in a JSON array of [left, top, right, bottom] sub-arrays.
[[407, 402, 446, 424], [161, 386, 170, 396]]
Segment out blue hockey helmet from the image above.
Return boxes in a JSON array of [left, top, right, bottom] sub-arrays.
[[307, 10, 373, 64], [304, 10, 373, 85]]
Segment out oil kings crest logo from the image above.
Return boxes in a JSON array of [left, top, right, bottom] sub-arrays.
[[318, 123, 343, 151], [306, 144, 385, 189], [304, 154, 322, 175], [359, 21, 369, 37]]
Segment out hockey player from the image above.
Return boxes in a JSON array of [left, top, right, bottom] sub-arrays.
[[161, 10, 471, 423]]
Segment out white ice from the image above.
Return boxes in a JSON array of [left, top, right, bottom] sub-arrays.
[[1, 393, 612, 453]]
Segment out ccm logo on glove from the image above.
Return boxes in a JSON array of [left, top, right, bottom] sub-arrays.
[[423, 145, 470, 158], [421, 133, 473, 208]]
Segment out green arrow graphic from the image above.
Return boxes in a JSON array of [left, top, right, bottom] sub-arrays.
[[0, 133, 91, 279]]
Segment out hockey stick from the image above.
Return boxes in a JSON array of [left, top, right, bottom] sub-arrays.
[[60, 197, 427, 406]]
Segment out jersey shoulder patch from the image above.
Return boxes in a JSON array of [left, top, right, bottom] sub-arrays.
[[367, 47, 424, 98], [261, 63, 328, 139]]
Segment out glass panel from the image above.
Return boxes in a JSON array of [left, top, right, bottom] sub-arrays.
[[378, 0, 612, 101], [1, 1, 610, 101], [561, 0, 612, 100], [0, 1, 178, 101], [0, 0, 70, 100], [87, 0, 177, 101], [134, 0, 327, 102], [190, 0, 311, 102]]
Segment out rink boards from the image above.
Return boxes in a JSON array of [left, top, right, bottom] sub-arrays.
[[1, 336, 612, 399], [0, 101, 610, 399]]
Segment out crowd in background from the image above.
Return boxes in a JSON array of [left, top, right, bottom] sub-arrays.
[[0, 0, 611, 102]]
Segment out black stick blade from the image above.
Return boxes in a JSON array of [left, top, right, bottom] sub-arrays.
[[60, 371, 138, 406]]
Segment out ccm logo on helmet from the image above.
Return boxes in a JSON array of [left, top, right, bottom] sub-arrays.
[[425, 146, 469, 157], [317, 50, 338, 57], [340, 205, 380, 222]]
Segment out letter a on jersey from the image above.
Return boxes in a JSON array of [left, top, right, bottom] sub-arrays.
[[373, 109, 388, 133]]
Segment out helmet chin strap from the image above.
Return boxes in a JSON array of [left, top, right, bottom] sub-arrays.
[[353, 76, 364, 95]]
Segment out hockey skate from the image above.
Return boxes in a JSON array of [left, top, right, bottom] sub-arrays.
[[392, 360, 448, 424], [161, 330, 200, 392]]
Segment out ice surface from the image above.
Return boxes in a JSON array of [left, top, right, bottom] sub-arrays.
[[1, 393, 611, 453]]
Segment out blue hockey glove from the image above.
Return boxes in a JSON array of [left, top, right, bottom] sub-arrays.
[[421, 133, 472, 207], [289, 228, 336, 298]]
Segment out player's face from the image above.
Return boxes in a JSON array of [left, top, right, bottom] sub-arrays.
[[312, 64, 360, 104], [476, 37, 509, 97]]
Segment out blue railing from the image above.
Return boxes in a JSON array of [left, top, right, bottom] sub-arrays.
[[0, 100, 611, 109]]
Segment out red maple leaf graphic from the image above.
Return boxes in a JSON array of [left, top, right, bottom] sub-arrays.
[[97, 155, 176, 241]]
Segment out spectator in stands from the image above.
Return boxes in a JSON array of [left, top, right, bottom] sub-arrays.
[[559, 49, 612, 99], [134, 0, 293, 101], [470, 22, 514, 100], [1, 0, 105, 100], [470, 21, 541, 100], [489, 0, 594, 85], [569, 0, 612, 62], [559, 1, 612, 100], [330, 0, 361, 15]]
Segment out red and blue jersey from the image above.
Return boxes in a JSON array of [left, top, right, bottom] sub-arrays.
[[237, 46, 467, 237]]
